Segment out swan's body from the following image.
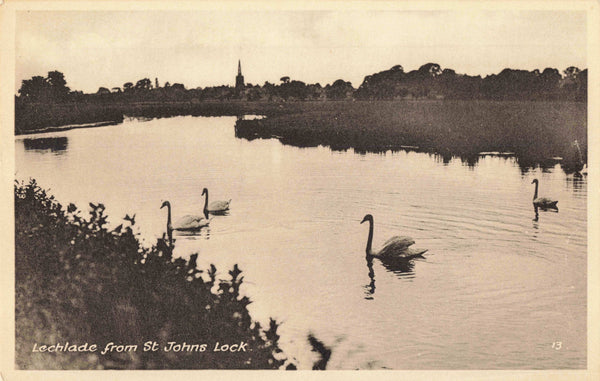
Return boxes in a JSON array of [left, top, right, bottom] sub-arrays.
[[531, 179, 558, 208], [574, 164, 587, 178], [202, 188, 231, 214], [360, 214, 427, 259], [161, 201, 211, 232], [173, 214, 211, 230]]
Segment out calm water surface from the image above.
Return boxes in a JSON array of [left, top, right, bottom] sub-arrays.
[[15, 116, 587, 369]]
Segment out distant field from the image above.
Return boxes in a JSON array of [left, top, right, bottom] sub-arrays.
[[15, 100, 586, 169]]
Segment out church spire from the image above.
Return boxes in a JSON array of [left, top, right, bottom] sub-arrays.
[[236, 59, 245, 89]]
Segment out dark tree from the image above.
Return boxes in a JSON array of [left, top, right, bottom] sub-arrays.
[[326, 79, 354, 100], [355, 65, 406, 100], [17, 71, 70, 102], [563, 66, 580, 79], [418, 63, 442, 77], [18, 76, 48, 101], [539, 68, 561, 95], [135, 78, 153, 90], [46, 70, 70, 99], [280, 80, 308, 100]]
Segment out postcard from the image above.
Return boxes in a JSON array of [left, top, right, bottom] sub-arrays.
[[1, 1, 598, 380]]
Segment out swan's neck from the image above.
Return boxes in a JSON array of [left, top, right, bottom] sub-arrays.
[[203, 191, 209, 215], [366, 219, 374, 255], [575, 141, 584, 164], [166, 204, 172, 226], [165, 204, 173, 245], [533, 182, 538, 200]]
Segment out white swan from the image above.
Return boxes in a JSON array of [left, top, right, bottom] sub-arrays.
[[161, 201, 211, 232], [360, 214, 427, 259], [202, 188, 231, 215], [531, 179, 558, 208]]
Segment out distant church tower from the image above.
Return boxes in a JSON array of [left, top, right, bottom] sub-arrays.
[[235, 60, 245, 89]]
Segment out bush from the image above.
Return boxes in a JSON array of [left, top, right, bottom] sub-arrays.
[[15, 179, 289, 369]]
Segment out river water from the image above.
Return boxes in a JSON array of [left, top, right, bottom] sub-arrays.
[[15, 115, 587, 369]]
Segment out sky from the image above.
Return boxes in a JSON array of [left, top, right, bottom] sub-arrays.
[[15, 9, 587, 94]]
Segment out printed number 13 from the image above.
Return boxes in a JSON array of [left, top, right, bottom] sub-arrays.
[[552, 341, 562, 350]]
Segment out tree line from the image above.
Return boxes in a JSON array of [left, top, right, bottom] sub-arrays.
[[16, 63, 587, 104]]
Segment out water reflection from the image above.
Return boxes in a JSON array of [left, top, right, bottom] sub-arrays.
[[460, 154, 479, 167], [566, 175, 585, 194], [124, 116, 154, 123], [208, 210, 230, 217], [379, 256, 416, 277], [532, 204, 559, 223], [434, 152, 452, 165], [175, 227, 211, 240], [23, 137, 68, 154], [364, 256, 376, 300], [364, 255, 417, 300], [234, 119, 272, 141], [164, 225, 211, 247]]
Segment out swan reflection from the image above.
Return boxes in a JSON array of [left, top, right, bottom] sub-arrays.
[[174, 227, 211, 240], [379, 256, 417, 276], [532, 204, 558, 227], [364, 255, 417, 300], [364, 256, 376, 299], [23, 136, 68, 154]]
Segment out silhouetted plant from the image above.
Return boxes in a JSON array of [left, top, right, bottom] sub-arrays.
[[308, 334, 331, 370]]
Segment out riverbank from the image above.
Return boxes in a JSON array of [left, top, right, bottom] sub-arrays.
[[14, 179, 295, 369], [15, 100, 289, 134], [15, 100, 586, 170], [235, 100, 587, 170]]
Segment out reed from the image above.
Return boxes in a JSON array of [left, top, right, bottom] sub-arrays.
[[235, 100, 587, 170]]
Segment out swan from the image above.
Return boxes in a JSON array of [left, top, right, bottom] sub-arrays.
[[360, 214, 427, 259], [531, 179, 558, 208], [202, 188, 231, 215], [160, 201, 211, 232], [573, 164, 587, 178]]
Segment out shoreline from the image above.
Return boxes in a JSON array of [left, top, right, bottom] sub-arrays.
[[16, 120, 123, 136]]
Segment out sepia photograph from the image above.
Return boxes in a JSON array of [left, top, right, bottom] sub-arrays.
[[1, 0, 598, 379]]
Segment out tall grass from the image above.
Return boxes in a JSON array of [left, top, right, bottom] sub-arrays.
[[235, 100, 587, 170]]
